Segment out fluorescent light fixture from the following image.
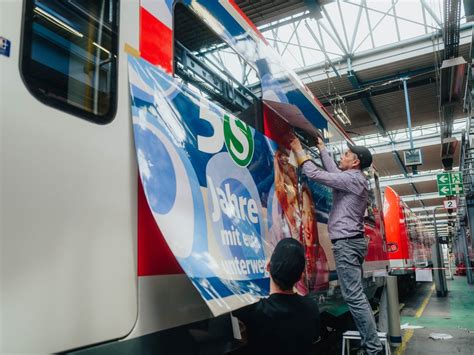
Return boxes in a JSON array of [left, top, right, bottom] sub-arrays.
[[334, 107, 351, 126], [34, 7, 83, 38]]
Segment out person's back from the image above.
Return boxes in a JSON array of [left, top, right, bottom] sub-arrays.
[[234, 238, 320, 355], [235, 293, 319, 355]]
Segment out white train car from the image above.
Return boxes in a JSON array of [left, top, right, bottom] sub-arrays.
[[0, 1, 388, 353]]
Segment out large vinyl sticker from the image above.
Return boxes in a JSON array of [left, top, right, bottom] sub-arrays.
[[128, 56, 331, 315]]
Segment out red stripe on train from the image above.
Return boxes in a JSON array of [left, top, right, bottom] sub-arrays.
[[138, 6, 181, 276], [140, 7, 173, 73], [138, 179, 183, 276]]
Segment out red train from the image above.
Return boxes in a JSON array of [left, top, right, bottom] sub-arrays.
[[383, 187, 433, 292]]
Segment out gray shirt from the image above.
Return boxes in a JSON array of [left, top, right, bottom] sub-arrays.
[[301, 149, 368, 240]]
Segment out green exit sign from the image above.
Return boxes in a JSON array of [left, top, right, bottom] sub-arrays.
[[437, 172, 464, 196]]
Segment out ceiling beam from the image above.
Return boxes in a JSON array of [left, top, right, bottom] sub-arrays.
[[321, 75, 436, 106], [423, 222, 451, 227], [320, 5, 349, 55], [336, 0, 350, 52], [411, 205, 443, 213], [356, 122, 465, 155], [258, 12, 313, 32], [401, 192, 441, 202], [362, 0, 375, 49], [305, 20, 342, 78], [420, 219, 448, 224], [392, 0, 401, 42], [345, 0, 438, 30], [347, 69, 387, 135], [349, 0, 364, 53], [423, 229, 451, 233], [351, 0, 400, 53], [358, 67, 434, 87], [379, 170, 441, 187], [417, 213, 450, 219], [296, 23, 473, 84], [317, 19, 348, 55], [420, 0, 442, 27]]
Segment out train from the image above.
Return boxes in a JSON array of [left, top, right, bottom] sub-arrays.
[[383, 186, 433, 293], [384, 186, 433, 270], [0, 1, 429, 353]]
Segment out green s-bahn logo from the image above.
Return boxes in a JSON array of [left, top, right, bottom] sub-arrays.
[[223, 114, 254, 167]]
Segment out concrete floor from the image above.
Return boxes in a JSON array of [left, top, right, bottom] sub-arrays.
[[394, 277, 474, 355]]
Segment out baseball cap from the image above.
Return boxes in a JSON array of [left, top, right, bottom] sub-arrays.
[[348, 143, 373, 169], [269, 238, 305, 288]]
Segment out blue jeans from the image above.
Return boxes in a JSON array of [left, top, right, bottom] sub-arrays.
[[333, 238, 383, 355]]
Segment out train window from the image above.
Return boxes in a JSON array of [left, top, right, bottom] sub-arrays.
[[365, 185, 377, 226], [173, 3, 262, 128], [21, 0, 119, 123], [373, 172, 386, 240], [365, 170, 382, 226]]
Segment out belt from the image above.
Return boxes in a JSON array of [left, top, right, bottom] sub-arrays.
[[331, 234, 364, 244]]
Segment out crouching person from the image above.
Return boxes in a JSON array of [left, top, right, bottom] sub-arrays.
[[233, 238, 320, 355]]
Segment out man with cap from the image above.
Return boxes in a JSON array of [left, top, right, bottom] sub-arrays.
[[233, 238, 320, 355], [289, 135, 383, 355]]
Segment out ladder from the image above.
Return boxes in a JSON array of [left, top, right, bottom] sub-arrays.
[[341, 330, 391, 355]]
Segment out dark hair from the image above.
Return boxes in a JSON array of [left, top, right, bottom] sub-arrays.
[[271, 274, 297, 291], [269, 238, 306, 291]]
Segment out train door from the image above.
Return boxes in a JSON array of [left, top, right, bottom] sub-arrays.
[[1, 1, 139, 352]]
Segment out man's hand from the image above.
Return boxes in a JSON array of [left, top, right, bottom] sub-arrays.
[[289, 135, 310, 166], [315, 136, 325, 151], [289, 135, 304, 154]]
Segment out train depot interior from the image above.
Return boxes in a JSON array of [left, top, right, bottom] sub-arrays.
[[2, 0, 474, 354]]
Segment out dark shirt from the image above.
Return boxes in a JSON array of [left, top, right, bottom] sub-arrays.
[[234, 293, 320, 355]]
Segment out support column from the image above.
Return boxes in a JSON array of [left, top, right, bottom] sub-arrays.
[[433, 207, 448, 296], [467, 196, 474, 249], [460, 226, 474, 284], [386, 275, 402, 345]]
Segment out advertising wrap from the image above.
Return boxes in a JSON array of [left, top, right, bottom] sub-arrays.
[[128, 56, 330, 315]]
